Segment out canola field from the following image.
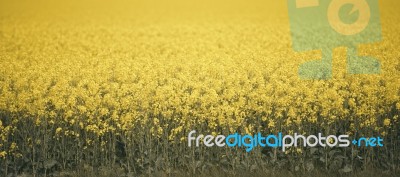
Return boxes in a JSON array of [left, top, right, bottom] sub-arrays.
[[0, 0, 399, 176]]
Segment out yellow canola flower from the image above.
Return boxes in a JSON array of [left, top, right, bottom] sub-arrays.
[[56, 127, 63, 134], [0, 0, 398, 159], [383, 118, 391, 126], [0, 151, 7, 158]]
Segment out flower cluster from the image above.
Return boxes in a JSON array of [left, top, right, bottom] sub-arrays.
[[0, 0, 398, 174]]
